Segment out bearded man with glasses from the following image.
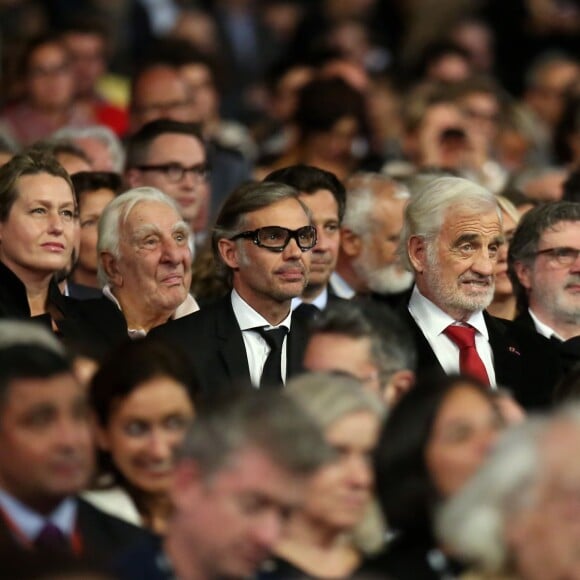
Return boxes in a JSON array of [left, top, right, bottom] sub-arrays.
[[509, 201, 580, 373], [151, 181, 317, 399]]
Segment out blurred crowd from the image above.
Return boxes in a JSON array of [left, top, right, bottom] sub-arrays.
[[0, 1, 578, 579]]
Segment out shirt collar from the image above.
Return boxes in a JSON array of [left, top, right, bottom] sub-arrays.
[[528, 308, 565, 341], [409, 285, 489, 339], [291, 287, 328, 311], [329, 272, 356, 299], [231, 289, 291, 331], [0, 490, 76, 541]]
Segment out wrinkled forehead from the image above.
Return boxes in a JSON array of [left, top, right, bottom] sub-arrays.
[[242, 198, 311, 229], [123, 199, 187, 234]]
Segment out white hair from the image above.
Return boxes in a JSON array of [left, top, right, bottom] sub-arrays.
[[52, 124, 125, 172], [399, 176, 500, 271], [97, 186, 189, 287], [343, 173, 409, 237], [437, 407, 580, 572], [0, 320, 65, 355]]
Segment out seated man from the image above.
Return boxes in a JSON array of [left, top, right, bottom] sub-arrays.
[[0, 320, 146, 561], [303, 300, 417, 408], [115, 389, 330, 580], [400, 175, 561, 409], [62, 186, 199, 355]]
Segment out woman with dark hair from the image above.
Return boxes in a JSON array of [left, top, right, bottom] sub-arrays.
[[85, 336, 200, 535], [365, 375, 503, 579]]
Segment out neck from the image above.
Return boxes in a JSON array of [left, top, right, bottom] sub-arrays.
[[334, 258, 367, 295], [71, 268, 99, 289], [530, 306, 580, 340], [276, 512, 360, 577], [234, 288, 292, 326], [133, 490, 172, 535], [301, 283, 325, 303], [113, 290, 173, 332], [487, 294, 517, 320]]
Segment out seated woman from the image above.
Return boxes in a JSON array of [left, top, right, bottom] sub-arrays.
[[259, 372, 385, 579], [85, 336, 200, 535], [487, 195, 520, 320], [366, 374, 504, 579], [0, 149, 77, 328]]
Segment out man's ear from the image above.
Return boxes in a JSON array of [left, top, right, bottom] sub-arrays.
[[93, 420, 110, 452], [218, 239, 240, 270], [384, 370, 416, 408], [171, 458, 204, 508], [513, 261, 532, 290], [124, 169, 142, 189], [340, 228, 362, 258], [408, 235, 427, 274], [101, 252, 123, 287]]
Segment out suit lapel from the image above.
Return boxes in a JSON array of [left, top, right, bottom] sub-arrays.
[[399, 307, 444, 374], [484, 312, 522, 389], [215, 297, 252, 385]]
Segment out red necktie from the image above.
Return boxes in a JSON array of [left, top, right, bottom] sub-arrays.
[[444, 324, 490, 385]]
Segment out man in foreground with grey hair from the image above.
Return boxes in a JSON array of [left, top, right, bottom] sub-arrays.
[[115, 389, 331, 580], [61, 186, 199, 355], [400, 175, 561, 409], [438, 407, 580, 579]]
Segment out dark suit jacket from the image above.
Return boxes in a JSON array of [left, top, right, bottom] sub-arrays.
[[66, 281, 102, 301], [400, 307, 563, 410], [0, 497, 148, 564], [150, 294, 311, 401], [114, 534, 170, 580]]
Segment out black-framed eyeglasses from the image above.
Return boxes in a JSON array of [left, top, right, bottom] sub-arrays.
[[230, 225, 317, 252], [135, 162, 210, 183], [533, 247, 580, 266]]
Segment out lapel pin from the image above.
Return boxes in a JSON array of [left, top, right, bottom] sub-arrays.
[[508, 346, 521, 356]]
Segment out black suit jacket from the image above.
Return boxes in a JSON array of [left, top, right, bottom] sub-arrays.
[[150, 294, 310, 401], [400, 307, 562, 410], [0, 497, 148, 564]]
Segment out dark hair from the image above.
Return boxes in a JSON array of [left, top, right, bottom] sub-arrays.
[[0, 149, 74, 222], [71, 171, 123, 205], [309, 300, 417, 380], [0, 345, 72, 408], [508, 201, 580, 312], [554, 94, 580, 165], [31, 140, 91, 168], [293, 77, 367, 138], [373, 374, 495, 536], [20, 33, 68, 76], [417, 41, 471, 79], [264, 164, 346, 223], [125, 119, 205, 169], [89, 336, 200, 427]]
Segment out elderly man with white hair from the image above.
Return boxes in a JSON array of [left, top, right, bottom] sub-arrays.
[[399, 175, 561, 409], [62, 186, 199, 355], [437, 406, 580, 580]]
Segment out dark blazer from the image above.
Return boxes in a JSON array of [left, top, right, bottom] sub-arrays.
[[149, 293, 311, 401], [400, 307, 563, 410], [114, 534, 170, 580], [66, 281, 102, 301], [0, 497, 148, 564], [59, 296, 131, 358]]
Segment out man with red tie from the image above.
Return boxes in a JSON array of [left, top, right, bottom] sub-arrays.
[[0, 321, 146, 561], [399, 176, 561, 409]]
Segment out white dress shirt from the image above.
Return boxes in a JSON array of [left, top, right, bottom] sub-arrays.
[[408, 285, 497, 386], [291, 287, 328, 311], [329, 272, 356, 299], [231, 290, 291, 387]]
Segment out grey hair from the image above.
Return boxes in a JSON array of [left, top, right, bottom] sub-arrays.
[[436, 417, 548, 572], [285, 372, 386, 554], [399, 176, 500, 271], [177, 389, 331, 478], [52, 124, 125, 172], [343, 172, 409, 237], [508, 201, 580, 312], [97, 186, 188, 286], [0, 320, 65, 355]]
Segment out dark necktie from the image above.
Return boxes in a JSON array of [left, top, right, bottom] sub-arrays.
[[34, 522, 69, 552], [444, 324, 490, 385], [254, 327, 288, 389]]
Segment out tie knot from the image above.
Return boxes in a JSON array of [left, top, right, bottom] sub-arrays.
[[35, 522, 68, 552], [255, 327, 288, 351], [444, 324, 477, 349]]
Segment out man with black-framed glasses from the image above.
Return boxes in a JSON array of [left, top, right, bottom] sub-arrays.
[[509, 201, 580, 372], [125, 119, 210, 250], [150, 181, 317, 399]]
